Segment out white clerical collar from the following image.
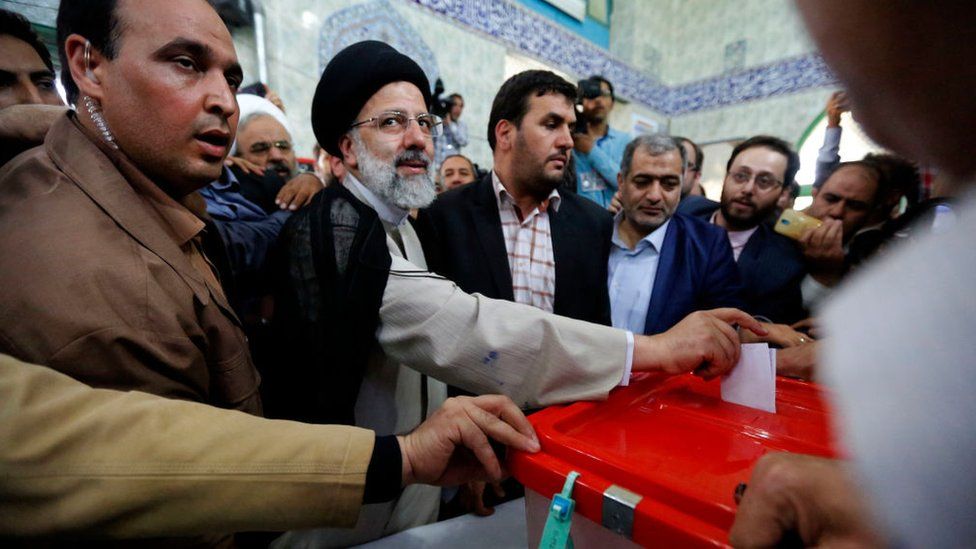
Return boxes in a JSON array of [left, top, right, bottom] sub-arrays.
[[343, 172, 410, 226]]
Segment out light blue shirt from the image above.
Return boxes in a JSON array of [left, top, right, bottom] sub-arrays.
[[607, 215, 670, 334], [575, 126, 630, 208]]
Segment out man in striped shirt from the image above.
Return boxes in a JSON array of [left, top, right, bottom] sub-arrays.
[[421, 70, 614, 326]]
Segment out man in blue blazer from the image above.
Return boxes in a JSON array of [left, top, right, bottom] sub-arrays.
[[677, 136, 807, 325], [610, 135, 744, 335]]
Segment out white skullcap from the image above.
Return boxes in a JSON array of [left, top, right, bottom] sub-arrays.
[[231, 93, 294, 155]]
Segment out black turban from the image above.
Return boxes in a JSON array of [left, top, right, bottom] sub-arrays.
[[312, 41, 432, 157]]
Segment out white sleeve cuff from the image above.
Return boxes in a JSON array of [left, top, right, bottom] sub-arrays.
[[801, 274, 832, 311], [620, 331, 635, 386]]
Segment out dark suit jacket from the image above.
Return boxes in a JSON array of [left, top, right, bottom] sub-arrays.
[[639, 213, 745, 335], [678, 196, 806, 324], [417, 173, 613, 325]]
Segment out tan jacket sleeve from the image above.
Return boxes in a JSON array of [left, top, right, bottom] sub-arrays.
[[0, 354, 374, 538], [379, 256, 628, 409]]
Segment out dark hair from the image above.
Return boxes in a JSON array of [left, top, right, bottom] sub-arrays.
[[726, 135, 800, 188], [440, 153, 475, 174], [621, 134, 686, 178], [56, 0, 125, 105], [786, 180, 801, 199], [674, 135, 703, 171], [487, 70, 576, 151], [239, 82, 269, 97], [448, 93, 463, 104], [0, 9, 54, 72], [825, 160, 888, 207], [863, 152, 921, 206], [588, 74, 614, 100]]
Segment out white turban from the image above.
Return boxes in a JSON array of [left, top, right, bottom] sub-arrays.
[[231, 93, 294, 155]]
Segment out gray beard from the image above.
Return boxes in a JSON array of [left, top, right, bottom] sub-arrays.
[[351, 132, 436, 210]]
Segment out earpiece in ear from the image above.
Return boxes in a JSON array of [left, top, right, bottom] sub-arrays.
[[84, 40, 99, 83]]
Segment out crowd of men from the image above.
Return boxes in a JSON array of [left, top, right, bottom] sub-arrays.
[[0, 0, 972, 547]]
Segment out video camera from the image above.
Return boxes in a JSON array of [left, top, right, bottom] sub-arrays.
[[431, 78, 453, 119], [573, 77, 606, 133], [577, 77, 605, 102]]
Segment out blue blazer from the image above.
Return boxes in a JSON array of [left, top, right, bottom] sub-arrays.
[[641, 213, 746, 335], [678, 196, 807, 324]]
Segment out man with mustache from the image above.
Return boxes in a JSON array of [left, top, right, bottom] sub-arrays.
[[224, 93, 324, 213], [798, 158, 888, 308], [420, 70, 614, 327], [0, 0, 265, 419], [679, 136, 807, 325], [437, 153, 476, 192], [610, 134, 745, 335], [272, 42, 764, 545], [233, 99, 297, 182]]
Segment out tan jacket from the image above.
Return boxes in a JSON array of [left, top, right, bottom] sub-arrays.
[[0, 114, 260, 412], [380, 255, 629, 408], [0, 353, 373, 538]]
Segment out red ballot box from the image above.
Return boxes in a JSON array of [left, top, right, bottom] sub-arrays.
[[509, 372, 841, 548]]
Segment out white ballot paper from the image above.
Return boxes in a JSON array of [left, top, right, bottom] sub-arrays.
[[721, 343, 777, 413]]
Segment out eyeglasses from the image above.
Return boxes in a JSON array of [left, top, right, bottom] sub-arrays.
[[249, 140, 292, 154], [728, 170, 783, 191], [350, 111, 443, 138]]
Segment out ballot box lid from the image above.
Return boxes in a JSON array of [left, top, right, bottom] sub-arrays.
[[509, 373, 841, 548]]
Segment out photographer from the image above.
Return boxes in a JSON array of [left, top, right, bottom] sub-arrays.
[[573, 75, 629, 208], [434, 92, 469, 171]]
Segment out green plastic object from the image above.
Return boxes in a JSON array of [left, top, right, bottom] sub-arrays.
[[538, 471, 581, 549]]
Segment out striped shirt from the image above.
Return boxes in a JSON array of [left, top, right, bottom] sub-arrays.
[[492, 172, 560, 312]]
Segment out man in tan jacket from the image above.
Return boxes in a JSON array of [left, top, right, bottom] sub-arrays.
[[0, 0, 262, 413], [0, 353, 539, 539]]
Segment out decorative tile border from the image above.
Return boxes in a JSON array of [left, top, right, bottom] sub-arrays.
[[405, 0, 838, 115], [407, 0, 671, 111], [11, 0, 836, 116], [668, 54, 838, 115], [319, 0, 442, 92]]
